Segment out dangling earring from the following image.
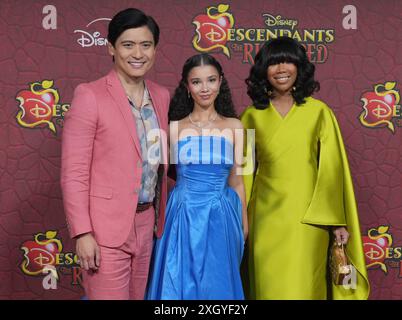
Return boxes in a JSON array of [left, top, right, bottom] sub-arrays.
[[187, 91, 191, 99], [265, 86, 272, 97], [292, 86, 296, 92]]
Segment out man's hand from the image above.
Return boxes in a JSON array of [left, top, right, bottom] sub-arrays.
[[76, 233, 101, 271]]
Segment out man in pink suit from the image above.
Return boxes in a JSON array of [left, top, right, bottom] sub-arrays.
[[61, 8, 169, 299]]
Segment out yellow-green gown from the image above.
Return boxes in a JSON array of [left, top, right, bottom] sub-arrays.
[[241, 97, 370, 300]]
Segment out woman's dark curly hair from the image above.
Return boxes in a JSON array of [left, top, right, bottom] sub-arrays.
[[168, 53, 237, 121], [245, 36, 320, 109]]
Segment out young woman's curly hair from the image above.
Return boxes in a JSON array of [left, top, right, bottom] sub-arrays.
[[245, 36, 320, 109], [168, 53, 237, 121]]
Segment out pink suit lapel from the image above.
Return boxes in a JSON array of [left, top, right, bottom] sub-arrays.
[[146, 79, 168, 167], [106, 69, 142, 158]]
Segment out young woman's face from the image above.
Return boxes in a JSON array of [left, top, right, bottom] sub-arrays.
[[108, 26, 156, 81], [187, 65, 221, 109], [267, 62, 297, 95]]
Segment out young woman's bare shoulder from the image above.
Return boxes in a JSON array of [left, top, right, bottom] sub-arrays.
[[170, 118, 191, 131], [221, 117, 244, 130]]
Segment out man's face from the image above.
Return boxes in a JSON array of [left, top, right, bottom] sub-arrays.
[[108, 26, 156, 81]]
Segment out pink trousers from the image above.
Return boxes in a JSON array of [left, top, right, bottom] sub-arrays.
[[83, 207, 155, 300]]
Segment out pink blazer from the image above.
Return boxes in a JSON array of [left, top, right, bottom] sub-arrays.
[[61, 69, 170, 248]]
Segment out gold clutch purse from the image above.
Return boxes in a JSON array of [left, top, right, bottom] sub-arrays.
[[329, 241, 351, 285]]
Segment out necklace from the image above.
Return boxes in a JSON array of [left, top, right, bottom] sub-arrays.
[[188, 111, 218, 128], [125, 82, 145, 108]]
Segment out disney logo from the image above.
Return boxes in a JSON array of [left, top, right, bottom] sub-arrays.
[[74, 18, 111, 48], [74, 30, 108, 48], [262, 14, 298, 30]]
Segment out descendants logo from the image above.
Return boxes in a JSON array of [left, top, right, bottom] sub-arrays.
[[359, 82, 401, 133], [20, 231, 82, 289], [192, 4, 335, 64], [15, 80, 70, 135], [363, 226, 402, 277], [192, 4, 234, 58]]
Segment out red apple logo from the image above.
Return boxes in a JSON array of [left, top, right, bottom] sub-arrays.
[[363, 226, 392, 273], [360, 82, 399, 133], [192, 4, 234, 57], [21, 231, 62, 276], [16, 80, 59, 133]]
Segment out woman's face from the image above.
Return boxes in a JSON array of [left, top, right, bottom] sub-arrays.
[[187, 65, 221, 109], [267, 62, 297, 95]]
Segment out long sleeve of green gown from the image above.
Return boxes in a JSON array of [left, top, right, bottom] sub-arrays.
[[304, 108, 370, 299]]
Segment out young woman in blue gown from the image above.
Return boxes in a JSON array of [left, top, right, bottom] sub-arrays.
[[147, 53, 248, 299]]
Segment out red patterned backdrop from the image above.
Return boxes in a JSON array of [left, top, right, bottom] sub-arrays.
[[0, 0, 401, 299]]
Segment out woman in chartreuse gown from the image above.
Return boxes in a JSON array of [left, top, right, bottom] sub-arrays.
[[147, 53, 248, 299], [240, 37, 370, 300]]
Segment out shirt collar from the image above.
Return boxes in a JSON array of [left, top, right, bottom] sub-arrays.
[[127, 84, 152, 109]]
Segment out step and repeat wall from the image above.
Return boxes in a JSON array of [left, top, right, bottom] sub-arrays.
[[0, 0, 401, 299]]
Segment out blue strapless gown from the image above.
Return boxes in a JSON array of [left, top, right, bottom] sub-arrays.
[[147, 135, 244, 300]]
